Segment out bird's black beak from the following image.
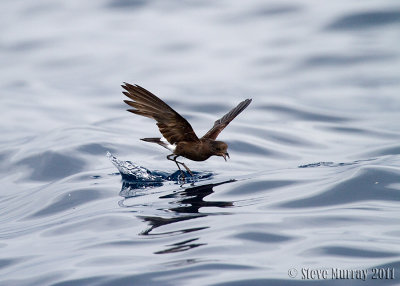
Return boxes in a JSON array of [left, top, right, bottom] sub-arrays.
[[222, 152, 230, 161]]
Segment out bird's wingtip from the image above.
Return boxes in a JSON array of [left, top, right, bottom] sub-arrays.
[[122, 82, 144, 90], [121, 82, 130, 90]]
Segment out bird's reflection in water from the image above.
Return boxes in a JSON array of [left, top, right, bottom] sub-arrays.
[[159, 180, 235, 213], [119, 179, 235, 254]]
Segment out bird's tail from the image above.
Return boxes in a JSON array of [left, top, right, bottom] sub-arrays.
[[141, 137, 174, 151]]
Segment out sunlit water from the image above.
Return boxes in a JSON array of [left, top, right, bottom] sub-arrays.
[[1, 0, 400, 285]]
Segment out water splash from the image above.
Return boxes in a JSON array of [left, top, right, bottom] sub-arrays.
[[107, 151, 165, 181], [107, 151, 213, 186]]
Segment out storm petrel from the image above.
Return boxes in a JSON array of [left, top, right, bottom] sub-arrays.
[[122, 83, 252, 177]]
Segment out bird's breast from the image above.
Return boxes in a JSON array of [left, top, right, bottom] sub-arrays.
[[174, 141, 212, 161]]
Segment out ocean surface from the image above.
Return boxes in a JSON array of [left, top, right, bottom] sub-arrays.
[[1, 0, 400, 285]]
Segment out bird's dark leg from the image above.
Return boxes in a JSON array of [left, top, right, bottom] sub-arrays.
[[167, 154, 183, 177], [167, 154, 194, 178], [179, 161, 193, 177]]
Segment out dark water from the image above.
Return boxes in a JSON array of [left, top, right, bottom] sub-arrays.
[[1, 0, 400, 285]]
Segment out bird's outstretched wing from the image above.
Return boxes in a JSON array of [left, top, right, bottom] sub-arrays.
[[122, 83, 199, 144], [202, 99, 252, 140]]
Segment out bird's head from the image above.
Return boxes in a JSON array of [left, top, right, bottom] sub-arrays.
[[211, 141, 230, 161]]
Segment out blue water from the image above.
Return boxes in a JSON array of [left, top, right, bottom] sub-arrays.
[[1, 0, 400, 285]]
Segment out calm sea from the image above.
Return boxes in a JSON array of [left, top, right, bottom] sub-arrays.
[[1, 0, 400, 285]]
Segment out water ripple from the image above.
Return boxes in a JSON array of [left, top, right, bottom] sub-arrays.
[[327, 10, 400, 30]]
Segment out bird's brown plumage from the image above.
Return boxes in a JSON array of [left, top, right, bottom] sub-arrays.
[[202, 99, 252, 140], [122, 83, 199, 144], [122, 83, 252, 176]]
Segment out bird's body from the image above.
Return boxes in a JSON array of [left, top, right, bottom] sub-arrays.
[[142, 137, 226, 161], [174, 139, 220, 162], [122, 83, 251, 176]]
